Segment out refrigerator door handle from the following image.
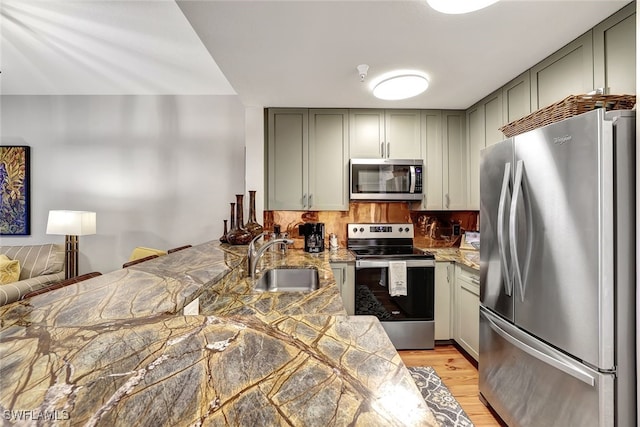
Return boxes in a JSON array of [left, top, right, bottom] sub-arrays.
[[497, 162, 512, 296], [509, 160, 532, 302], [481, 309, 596, 387]]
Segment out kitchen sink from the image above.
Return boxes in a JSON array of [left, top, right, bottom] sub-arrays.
[[253, 267, 319, 293]]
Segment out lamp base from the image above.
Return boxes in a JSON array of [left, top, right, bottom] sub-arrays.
[[65, 235, 79, 280]]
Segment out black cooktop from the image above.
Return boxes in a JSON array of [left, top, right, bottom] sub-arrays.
[[350, 247, 435, 260]]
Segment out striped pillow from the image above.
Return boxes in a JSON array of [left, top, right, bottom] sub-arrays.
[[0, 244, 65, 280]]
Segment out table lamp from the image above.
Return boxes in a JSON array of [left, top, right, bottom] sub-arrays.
[[46, 210, 96, 279]]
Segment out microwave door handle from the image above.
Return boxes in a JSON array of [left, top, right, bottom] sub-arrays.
[[409, 166, 416, 193]]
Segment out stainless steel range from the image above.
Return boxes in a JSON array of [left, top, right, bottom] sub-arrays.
[[348, 223, 435, 350]]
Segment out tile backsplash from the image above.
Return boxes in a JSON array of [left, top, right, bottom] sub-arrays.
[[264, 202, 478, 250]]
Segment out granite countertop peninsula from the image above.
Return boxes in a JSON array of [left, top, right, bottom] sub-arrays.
[[420, 247, 480, 271], [0, 241, 436, 426]]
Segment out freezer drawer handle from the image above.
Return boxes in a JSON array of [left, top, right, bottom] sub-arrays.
[[497, 162, 513, 296], [482, 310, 596, 386]]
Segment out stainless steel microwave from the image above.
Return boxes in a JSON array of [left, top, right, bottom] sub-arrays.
[[350, 158, 423, 201]]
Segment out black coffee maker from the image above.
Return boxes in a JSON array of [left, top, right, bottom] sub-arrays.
[[298, 222, 325, 253]]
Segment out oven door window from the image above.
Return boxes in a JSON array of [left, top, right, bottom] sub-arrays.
[[355, 266, 434, 320]]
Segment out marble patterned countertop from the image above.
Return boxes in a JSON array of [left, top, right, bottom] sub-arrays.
[[420, 247, 480, 271], [0, 242, 437, 426]]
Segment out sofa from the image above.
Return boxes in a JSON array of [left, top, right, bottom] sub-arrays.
[[0, 244, 65, 306]]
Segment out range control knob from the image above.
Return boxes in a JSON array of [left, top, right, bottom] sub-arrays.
[[405, 227, 410, 232], [398, 227, 403, 232], [353, 227, 358, 233], [359, 227, 364, 232]]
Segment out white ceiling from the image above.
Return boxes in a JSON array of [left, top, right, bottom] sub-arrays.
[[1, 0, 632, 109]]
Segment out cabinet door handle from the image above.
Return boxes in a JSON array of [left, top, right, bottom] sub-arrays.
[[309, 194, 313, 208], [387, 142, 390, 158], [380, 142, 385, 158], [303, 193, 307, 208]]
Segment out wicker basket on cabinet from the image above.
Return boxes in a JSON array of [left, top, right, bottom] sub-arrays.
[[499, 94, 636, 138]]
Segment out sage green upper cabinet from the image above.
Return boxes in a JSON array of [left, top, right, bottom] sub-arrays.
[[442, 111, 467, 210], [530, 32, 594, 110], [466, 104, 484, 211], [502, 70, 531, 126], [267, 109, 307, 210], [349, 110, 384, 158], [421, 110, 443, 210], [267, 108, 348, 211], [466, 90, 502, 210], [593, 2, 636, 95], [417, 110, 466, 210], [308, 109, 349, 210], [349, 109, 422, 159], [386, 110, 422, 158], [484, 91, 504, 147]]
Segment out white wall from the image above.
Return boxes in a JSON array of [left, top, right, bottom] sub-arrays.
[[245, 106, 265, 220], [0, 95, 246, 274]]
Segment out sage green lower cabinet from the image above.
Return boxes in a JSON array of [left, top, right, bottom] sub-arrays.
[[453, 265, 479, 361], [330, 261, 355, 315], [435, 262, 453, 341]]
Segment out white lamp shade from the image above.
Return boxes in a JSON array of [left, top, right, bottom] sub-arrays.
[[46, 210, 96, 236]]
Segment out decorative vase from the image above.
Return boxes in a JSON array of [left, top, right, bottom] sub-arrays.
[[244, 190, 264, 237], [225, 203, 235, 242], [226, 195, 252, 245], [219, 219, 228, 243]]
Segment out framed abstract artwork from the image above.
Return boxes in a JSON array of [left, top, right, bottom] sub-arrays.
[[0, 146, 31, 235]]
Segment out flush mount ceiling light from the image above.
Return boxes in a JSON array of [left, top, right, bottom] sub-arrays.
[[371, 71, 429, 101], [427, 0, 500, 14]]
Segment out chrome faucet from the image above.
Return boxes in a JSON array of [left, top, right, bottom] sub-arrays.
[[247, 232, 267, 266], [247, 233, 294, 279]]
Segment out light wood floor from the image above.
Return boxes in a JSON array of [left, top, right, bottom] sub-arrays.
[[399, 344, 504, 427]]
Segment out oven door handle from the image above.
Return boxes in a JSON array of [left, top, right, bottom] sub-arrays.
[[356, 259, 435, 269]]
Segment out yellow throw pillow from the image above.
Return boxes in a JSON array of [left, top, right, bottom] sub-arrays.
[[0, 254, 21, 285], [128, 247, 167, 262]]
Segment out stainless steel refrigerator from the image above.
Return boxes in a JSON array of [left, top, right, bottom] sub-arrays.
[[479, 109, 636, 427]]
